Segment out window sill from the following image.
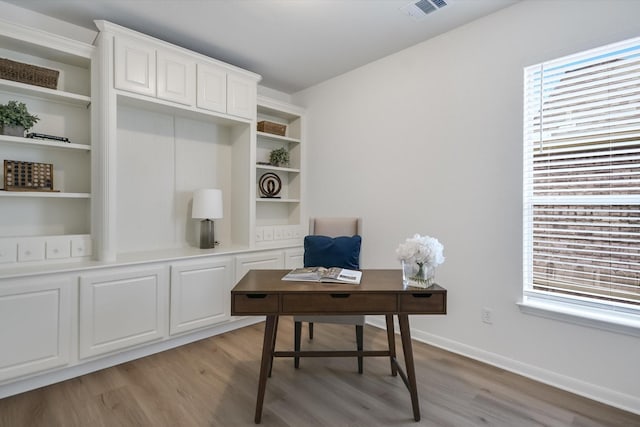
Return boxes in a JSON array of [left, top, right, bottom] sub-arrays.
[[518, 297, 640, 337]]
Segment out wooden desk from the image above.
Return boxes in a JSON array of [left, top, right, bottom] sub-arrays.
[[231, 269, 447, 423]]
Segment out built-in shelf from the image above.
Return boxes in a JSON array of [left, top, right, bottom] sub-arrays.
[[256, 131, 300, 144], [254, 97, 304, 237], [0, 135, 90, 151], [0, 19, 93, 265], [256, 164, 300, 173], [256, 198, 300, 203], [0, 79, 91, 106], [0, 191, 90, 199]]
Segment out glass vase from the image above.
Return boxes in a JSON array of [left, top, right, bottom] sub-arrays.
[[402, 260, 435, 289]]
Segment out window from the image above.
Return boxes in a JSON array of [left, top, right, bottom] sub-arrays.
[[522, 37, 640, 328]]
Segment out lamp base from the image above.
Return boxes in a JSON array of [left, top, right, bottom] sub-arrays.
[[199, 219, 220, 249]]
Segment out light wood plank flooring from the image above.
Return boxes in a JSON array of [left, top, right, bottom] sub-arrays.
[[1, 317, 638, 426]]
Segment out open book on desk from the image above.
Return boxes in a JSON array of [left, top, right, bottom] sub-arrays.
[[282, 267, 362, 284]]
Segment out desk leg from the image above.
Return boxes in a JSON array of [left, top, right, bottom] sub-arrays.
[[294, 320, 301, 369], [268, 315, 279, 377], [255, 315, 277, 424], [398, 314, 420, 422], [385, 314, 398, 377]]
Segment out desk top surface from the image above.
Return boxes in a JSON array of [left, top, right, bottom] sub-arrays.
[[232, 269, 446, 294]]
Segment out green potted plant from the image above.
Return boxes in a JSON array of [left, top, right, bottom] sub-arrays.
[[0, 100, 39, 137], [269, 147, 290, 167]]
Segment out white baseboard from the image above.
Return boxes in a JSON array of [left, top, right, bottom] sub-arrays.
[[366, 317, 640, 416]]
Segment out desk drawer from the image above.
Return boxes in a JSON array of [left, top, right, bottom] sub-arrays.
[[399, 292, 446, 314], [232, 293, 279, 314], [282, 293, 396, 314]]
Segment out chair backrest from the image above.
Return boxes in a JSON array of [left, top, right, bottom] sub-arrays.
[[309, 217, 362, 237], [304, 217, 362, 269]]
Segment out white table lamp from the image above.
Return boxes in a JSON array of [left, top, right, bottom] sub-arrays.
[[192, 188, 223, 248]]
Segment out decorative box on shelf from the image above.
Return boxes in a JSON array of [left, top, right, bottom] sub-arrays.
[[3, 160, 55, 192], [257, 120, 286, 136], [0, 57, 59, 89]]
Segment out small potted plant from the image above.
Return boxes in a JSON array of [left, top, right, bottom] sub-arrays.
[[0, 100, 39, 137], [269, 147, 290, 167]]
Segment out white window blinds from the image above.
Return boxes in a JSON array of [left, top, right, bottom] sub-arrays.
[[523, 37, 640, 308]]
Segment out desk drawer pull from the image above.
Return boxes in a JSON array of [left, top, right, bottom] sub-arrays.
[[246, 294, 268, 299], [410, 293, 433, 298], [330, 294, 350, 298]]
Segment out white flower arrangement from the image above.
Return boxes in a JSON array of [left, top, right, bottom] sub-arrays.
[[396, 234, 445, 288], [396, 234, 445, 268]]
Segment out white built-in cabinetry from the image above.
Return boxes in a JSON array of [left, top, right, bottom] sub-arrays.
[[1, 20, 305, 266], [0, 275, 73, 382], [0, 247, 302, 398], [156, 50, 196, 106], [112, 28, 254, 119], [78, 265, 168, 359], [0, 19, 307, 399], [0, 19, 94, 264], [114, 36, 156, 97], [254, 96, 305, 247], [197, 63, 227, 113], [227, 73, 257, 119], [235, 250, 285, 280], [170, 257, 233, 335], [94, 20, 267, 261]]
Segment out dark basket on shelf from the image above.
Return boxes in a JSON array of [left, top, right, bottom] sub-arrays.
[[0, 58, 59, 89], [257, 120, 287, 136]]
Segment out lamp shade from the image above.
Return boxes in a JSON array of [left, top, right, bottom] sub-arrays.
[[192, 189, 223, 219]]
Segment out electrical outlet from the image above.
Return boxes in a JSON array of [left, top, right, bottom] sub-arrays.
[[481, 307, 493, 324]]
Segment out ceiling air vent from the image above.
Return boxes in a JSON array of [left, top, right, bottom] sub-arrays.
[[400, 0, 448, 20]]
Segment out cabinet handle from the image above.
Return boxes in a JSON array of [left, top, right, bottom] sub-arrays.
[[246, 294, 268, 299], [411, 293, 433, 298], [330, 294, 350, 299]]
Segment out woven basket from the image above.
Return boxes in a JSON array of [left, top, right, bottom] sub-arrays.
[[0, 58, 59, 90], [257, 121, 287, 136]]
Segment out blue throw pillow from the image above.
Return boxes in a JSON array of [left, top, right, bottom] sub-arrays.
[[304, 235, 361, 270]]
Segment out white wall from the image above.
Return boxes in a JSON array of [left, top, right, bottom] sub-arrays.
[[293, 0, 640, 414]]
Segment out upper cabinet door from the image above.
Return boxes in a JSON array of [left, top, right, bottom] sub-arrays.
[[196, 63, 227, 113], [227, 73, 257, 120], [157, 50, 196, 106], [114, 37, 156, 96]]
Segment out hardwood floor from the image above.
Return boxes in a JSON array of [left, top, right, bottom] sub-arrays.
[[1, 317, 638, 427]]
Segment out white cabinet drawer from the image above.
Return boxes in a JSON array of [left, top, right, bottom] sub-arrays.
[[0, 240, 17, 264], [17, 240, 45, 262], [71, 236, 92, 258], [46, 237, 71, 260]]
